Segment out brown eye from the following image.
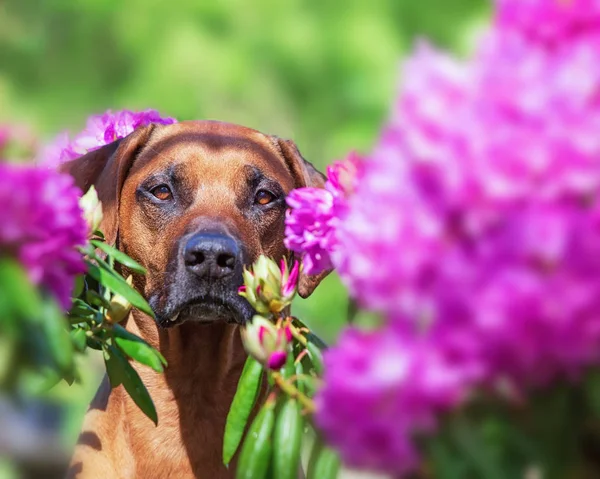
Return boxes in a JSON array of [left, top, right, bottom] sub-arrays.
[[255, 190, 275, 206], [150, 184, 172, 201]]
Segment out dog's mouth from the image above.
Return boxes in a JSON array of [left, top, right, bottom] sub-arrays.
[[153, 293, 254, 328]]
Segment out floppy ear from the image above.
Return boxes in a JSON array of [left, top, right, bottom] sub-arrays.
[[273, 137, 333, 299], [59, 124, 155, 246]]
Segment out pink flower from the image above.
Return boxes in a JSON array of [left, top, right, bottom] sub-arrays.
[[496, 0, 600, 42], [73, 109, 176, 152], [311, 0, 600, 475], [0, 163, 87, 309], [240, 315, 291, 370], [284, 154, 361, 274], [316, 324, 482, 473], [281, 258, 299, 298], [40, 109, 176, 168]]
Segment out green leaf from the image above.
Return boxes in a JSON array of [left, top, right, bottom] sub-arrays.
[[0, 258, 43, 321], [103, 344, 158, 424], [70, 328, 88, 352], [39, 299, 73, 372], [307, 437, 340, 479], [86, 336, 104, 351], [72, 275, 85, 298], [282, 350, 295, 380], [113, 324, 166, 372], [86, 262, 154, 317], [69, 298, 96, 315], [306, 341, 324, 376], [223, 356, 264, 466], [305, 331, 328, 350], [68, 299, 96, 323], [235, 400, 276, 479], [586, 370, 600, 420], [85, 289, 111, 309], [272, 398, 303, 479], [92, 240, 147, 274]]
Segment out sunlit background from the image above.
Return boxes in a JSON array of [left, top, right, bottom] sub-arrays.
[[0, 1, 490, 477]]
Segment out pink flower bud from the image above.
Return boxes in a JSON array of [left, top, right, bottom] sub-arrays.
[[238, 255, 299, 315], [240, 315, 290, 370]]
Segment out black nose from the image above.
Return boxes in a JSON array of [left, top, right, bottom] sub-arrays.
[[183, 233, 240, 279]]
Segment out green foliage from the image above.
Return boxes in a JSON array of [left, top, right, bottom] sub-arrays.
[[0, 225, 166, 428], [236, 398, 276, 479], [272, 398, 303, 479], [307, 437, 340, 479], [0, 258, 76, 392], [65, 234, 165, 423], [424, 382, 600, 479], [103, 344, 158, 425], [223, 356, 264, 466], [223, 308, 332, 477]]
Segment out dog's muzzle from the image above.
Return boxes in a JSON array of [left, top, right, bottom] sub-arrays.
[[151, 230, 254, 328]]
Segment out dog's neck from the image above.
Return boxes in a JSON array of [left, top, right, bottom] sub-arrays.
[[121, 311, 248, 477]]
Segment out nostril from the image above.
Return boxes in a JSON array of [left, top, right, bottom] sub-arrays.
[[217, 253, 236, 269], [185, 250, 205, 266]]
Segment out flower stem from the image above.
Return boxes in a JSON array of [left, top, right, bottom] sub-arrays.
[[271, 371, 315, 413], [294, 348, 309, 364], [287, 320, 308, 347]]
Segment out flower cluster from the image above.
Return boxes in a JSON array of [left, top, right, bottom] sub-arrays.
[[316, 325, 483, 473], [496, 0, 600, 42], [284, 154, 361, 274], [0, 163, 87, 309], [284, 0, 600, 474], [41, 109, 176, 168]]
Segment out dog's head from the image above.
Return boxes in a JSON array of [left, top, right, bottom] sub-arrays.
[[61, 121, 330, 326]]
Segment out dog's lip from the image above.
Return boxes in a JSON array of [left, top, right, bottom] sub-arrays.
[[163, 294, 248, 327]]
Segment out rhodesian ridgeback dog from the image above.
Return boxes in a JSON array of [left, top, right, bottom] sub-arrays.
[[61, 121, 329, 478]]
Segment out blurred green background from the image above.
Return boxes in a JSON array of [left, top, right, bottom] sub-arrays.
[[0, 0, 490, 474]]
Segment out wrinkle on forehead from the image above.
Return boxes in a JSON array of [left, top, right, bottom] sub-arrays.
[[130, 131, 294, 191]]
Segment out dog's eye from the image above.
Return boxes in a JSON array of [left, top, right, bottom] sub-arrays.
[[150, 184, 173, 201], [255, 190, 275, 206]]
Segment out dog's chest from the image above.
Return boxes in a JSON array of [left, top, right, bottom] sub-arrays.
[[126, 379, 236, 478]]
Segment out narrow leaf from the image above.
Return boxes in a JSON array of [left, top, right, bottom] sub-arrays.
[[103, 344, 158, 424], [306, 341, 324, 376], [223, 356, 264, 465], [86, 262, 154, 317], [92, 240, 147, 274], [70, 328, 88, 352], [40, 299, 73, 372], [305, 331, 328, 350], [0, 258, 43, 320], [113, 324, 166, 372]]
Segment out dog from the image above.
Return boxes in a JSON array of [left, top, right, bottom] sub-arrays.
[[61, 120, 330, 478]]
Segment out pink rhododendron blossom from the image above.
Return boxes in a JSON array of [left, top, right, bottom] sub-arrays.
[[284, 154, 361, 274], [0, 164, 87, 309], [316, 324, 482, 473], [496, 0, 600, 42], [40, 109, 176, 168], [312, 0, 600, 474]]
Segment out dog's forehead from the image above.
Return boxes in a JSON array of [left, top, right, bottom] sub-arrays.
[[130, 121, 294, 189]]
